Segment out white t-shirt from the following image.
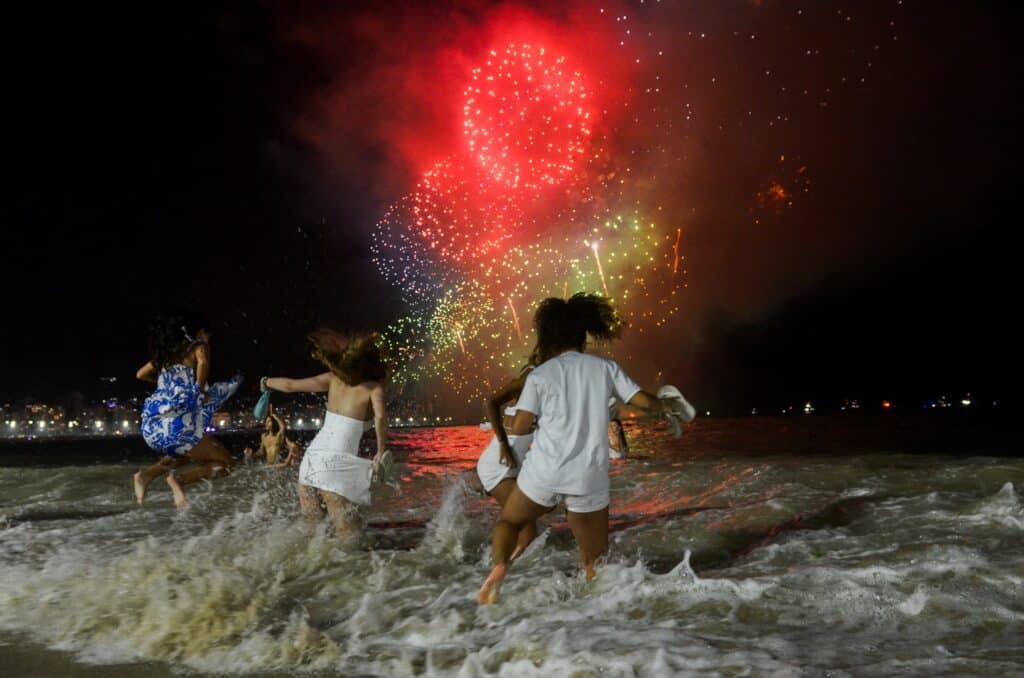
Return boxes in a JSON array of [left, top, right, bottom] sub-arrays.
[[515, 351, 642, 495]]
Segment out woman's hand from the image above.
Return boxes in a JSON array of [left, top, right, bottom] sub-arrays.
[[194, 342, 211, 365], [498, 440, 517, 468]]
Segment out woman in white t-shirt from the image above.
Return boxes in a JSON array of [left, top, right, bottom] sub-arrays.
[[478, 294, 670, 604]]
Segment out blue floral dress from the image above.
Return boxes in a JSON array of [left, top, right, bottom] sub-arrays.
[[141, 364, 242, 457]]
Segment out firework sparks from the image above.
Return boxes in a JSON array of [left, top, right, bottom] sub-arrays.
[[672, 227, 681, 275], [507, 297, 523, 343], [590, 240, 609, 297], [463, 43, 594, 191], [372, 34, 686, 406]]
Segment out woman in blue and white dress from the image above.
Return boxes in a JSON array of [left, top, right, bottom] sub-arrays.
[[133, 312, 241, 508]]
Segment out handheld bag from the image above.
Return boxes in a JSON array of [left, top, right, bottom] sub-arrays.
[[253, 390, 272, 420]]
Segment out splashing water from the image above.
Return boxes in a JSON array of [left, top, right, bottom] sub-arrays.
[[1, 420, 1023, 675]]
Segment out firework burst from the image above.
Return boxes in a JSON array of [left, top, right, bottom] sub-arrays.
[[372, 39, 685, 407]]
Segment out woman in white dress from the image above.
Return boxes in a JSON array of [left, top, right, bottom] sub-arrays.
[[261, 330, 388, 538], [476, 360, 537, 559]]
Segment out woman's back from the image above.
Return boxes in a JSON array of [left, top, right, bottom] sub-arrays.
[[516, 351, 641, 494], [326, 376, 379, 421]]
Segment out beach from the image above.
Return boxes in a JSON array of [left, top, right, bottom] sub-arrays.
[[1, 414, 1021, 676]]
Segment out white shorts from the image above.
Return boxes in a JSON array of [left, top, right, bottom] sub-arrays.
[[476, 434, 532, 493], [298, 411, 373, 505], [516, 464, 610, 514]]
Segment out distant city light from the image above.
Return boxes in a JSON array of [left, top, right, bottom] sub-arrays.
[[1, 385, 1000, 442]]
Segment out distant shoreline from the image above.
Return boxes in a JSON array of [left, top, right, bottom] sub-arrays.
[[0, 411, 1016, 468]]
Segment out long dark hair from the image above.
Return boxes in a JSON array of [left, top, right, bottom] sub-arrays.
[[147, 310, 209, 370], [309, 329, 388, 386], [532, 292, 622, 363]]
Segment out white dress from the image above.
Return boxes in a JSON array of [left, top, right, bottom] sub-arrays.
[[298, 411, 375, 504]]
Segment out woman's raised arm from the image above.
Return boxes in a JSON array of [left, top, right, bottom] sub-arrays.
[[136, 361, 158, 383], [263, 373, 332, 393]]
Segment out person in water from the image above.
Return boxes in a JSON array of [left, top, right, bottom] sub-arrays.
[[134, 311, 242, 508], [478, 293, 670, 604], [271, 439, 304, 468], [608, 415, 629, 459], [244, 410, 288, 464], [261, 330, 388, 537], [476, 355, 539, 559]]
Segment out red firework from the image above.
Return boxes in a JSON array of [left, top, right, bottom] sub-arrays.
[[462, 43, 594, 191], [372, 157, 524, 300], [415, 157, 522, 262]]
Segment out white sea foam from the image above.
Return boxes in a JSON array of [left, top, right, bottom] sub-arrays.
[[1, 441, 1023, 675]]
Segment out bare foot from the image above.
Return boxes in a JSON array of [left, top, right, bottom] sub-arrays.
[[584, 563, 597, 582], [133, 472, 147, 505], [477, 563, 507, 605], [166, 474, 188, 509]]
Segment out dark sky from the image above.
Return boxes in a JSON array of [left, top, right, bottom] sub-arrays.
[[2, 1, 1017, 416]]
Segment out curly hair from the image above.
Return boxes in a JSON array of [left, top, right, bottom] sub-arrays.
[[532, 292, 623, 363], [147, 309, 209, 370], [309, 329, 387, 386]]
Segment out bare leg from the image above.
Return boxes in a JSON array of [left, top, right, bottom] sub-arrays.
[[166, 472, 188, 509], [322, 490, 362, 539], [184, 436, 234, 472], [164, 437, 234, 509], [134, 456, 186, 504], [479, 486, 550, 604], [566, 507, 609, 582], [298, 483, 326, 521], [172, 462, 229, 486], [489, 480, 538, 560]]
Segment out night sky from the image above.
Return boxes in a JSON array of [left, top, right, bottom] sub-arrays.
[[3, 1, 1016, 417]]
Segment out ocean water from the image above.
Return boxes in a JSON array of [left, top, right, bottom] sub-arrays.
[[0, 416, 1021, 676]]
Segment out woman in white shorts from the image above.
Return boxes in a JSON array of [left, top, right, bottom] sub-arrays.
[[476, 363, 536, 558], [478, 293, 670, 604], [261, 330, 388, 538]]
